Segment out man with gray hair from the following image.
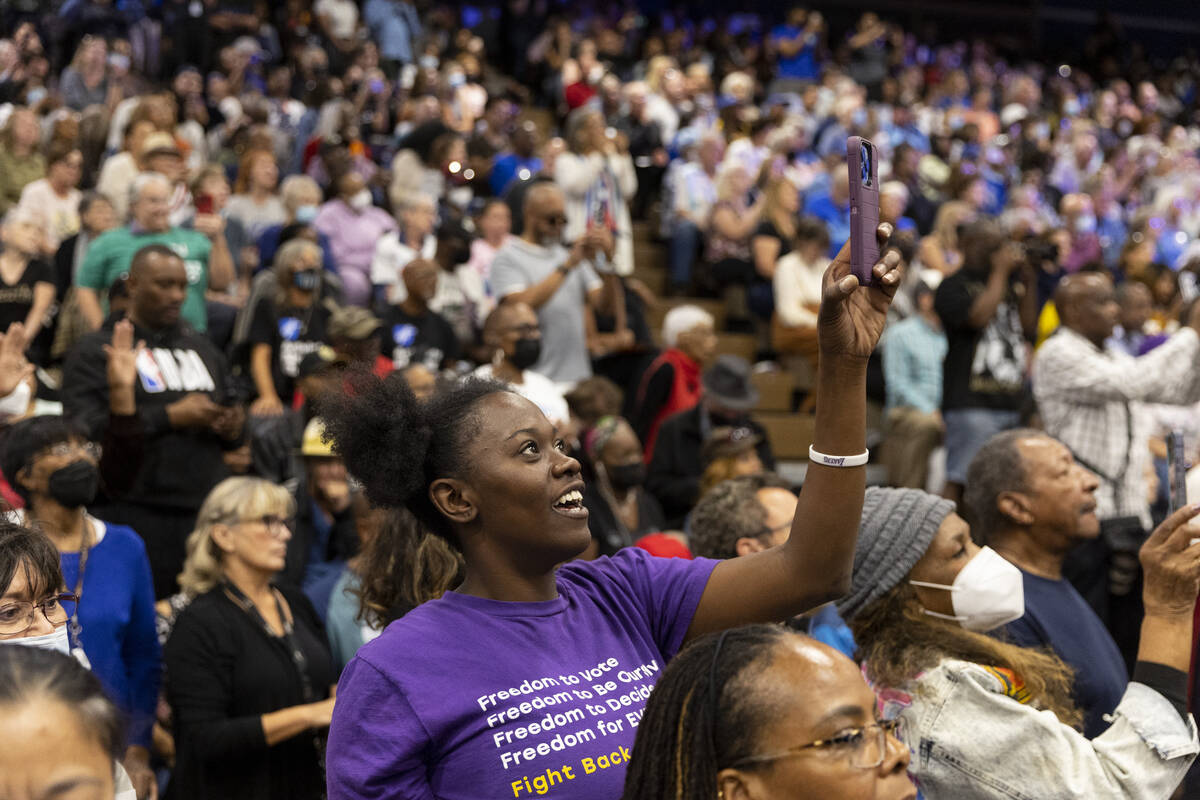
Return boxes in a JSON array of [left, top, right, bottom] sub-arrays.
[[631, 304, 716, 460], [256, 174, 337, 272], [689, 472, 795, 560], [76, 172, 233, 334], [965, 428, 1125, 738]]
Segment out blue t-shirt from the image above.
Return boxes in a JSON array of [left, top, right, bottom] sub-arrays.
[[60, 519, 161, 748], [1000, 568, 1127, 738], [326, 547, 717, 799], [491, 153, 544, 196], [771, 24, 819, 81], [803, 192, 851, 258]]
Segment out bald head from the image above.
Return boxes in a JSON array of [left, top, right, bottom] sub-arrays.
[[484, 300, 539, 347], [1055, 273, 1118, 346], [521, 182, 567, 245]]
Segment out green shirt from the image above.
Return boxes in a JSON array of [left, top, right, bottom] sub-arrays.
[[0, 146, 45, 214], [77, 226, 213, 332]]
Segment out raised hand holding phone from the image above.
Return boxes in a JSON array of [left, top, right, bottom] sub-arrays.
[[846, 136, 880, 287]]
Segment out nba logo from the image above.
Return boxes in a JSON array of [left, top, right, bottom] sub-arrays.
[[136, 349, 166, 393], [393, 324, 417, 347], [279, 317, 302, 341]]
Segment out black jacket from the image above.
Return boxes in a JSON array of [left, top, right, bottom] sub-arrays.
[[164, 584, 333, 800], [646, 405, 776, 528], [62, 316, 234, 511], [280, 479, 359, 590]]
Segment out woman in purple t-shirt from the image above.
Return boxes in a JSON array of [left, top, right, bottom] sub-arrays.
[[321, 223, 902, 800]]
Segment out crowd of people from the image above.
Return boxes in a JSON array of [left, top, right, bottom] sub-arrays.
[[3, 1, 1200, 799]]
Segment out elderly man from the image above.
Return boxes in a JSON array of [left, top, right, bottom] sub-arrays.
[[76, 172, 233, 334], [966, 429, 1123, 738], [490, 182, 619, 385], [689, 472, 855, 656], [1033, 272, 1200, 658], [647, 355, 776, 528], [256, 174, 338, 272], [690, 472, 796, 560]]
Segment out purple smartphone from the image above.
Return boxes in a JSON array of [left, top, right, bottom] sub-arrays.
[[846, 136, 879, 286]]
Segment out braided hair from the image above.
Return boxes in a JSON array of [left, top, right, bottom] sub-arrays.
[[622, 624, 792, 800]]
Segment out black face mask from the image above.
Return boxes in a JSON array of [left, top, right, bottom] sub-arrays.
[[607, 462, 646, 490], [47, 460, 99, 509], [510, 337, 541, 370], [293, 269, 319, 291]]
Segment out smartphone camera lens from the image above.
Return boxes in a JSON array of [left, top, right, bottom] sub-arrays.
[[860, 143, 871, 186]]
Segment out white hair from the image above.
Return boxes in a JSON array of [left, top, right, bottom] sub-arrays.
[[662, 305, 714, 347], [880, 181, 909, 203], [280, 174, 321, 210], [129, 171, 171, 206]]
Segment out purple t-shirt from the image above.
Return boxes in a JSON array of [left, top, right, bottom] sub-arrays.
[[326, 547, 717, 800]]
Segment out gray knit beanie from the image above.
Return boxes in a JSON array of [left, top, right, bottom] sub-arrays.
[[836, 487, 956, 622]]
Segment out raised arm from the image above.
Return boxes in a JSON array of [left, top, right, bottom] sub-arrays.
[[687, 223, 900, 639]]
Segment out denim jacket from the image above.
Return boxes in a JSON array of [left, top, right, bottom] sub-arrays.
[[881, 659, 1198, 799]]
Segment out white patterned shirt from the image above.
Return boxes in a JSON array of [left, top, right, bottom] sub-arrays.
[[1033, 326, 1200, 528]]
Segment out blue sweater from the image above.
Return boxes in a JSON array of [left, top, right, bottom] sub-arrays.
[[60, 519, 161, 748]]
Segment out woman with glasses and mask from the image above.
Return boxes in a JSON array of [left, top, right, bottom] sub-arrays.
[[622, 624, 914, 800], [0, 521, 140, 799], [1, 417, 159, 798], [163, 476, 335, 800], [839, 487, 1200, 799]]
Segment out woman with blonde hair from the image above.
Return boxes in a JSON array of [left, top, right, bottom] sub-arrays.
[[226, 149, 287, 240], [0, 107, 45, 214], [164, 477, 335, 800], [752, 175, 801, 280], [700, 164, 766, 292], [916, 200, 973, 277]]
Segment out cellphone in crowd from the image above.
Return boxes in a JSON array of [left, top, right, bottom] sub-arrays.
[[846, 135, 879, 287], [369, 78, 386, 95], [195, 194, 214, 215], [1168, 430, 1188, 514]]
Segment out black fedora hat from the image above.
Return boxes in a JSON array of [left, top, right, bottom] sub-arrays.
[[701, 355, 759, 411]]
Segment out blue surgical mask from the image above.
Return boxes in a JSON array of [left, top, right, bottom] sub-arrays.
[[293, 270, 319, 291], [295, 204, 318, 224], [1074, 213, 1097, 234]]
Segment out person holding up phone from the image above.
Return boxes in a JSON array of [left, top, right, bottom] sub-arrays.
[[1033, 276, 1200, 662]]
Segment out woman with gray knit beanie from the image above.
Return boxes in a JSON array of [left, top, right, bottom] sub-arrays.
[[838, 486, 1200, 800]]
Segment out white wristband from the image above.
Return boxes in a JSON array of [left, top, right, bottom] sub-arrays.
[[809, 445, 869, 468]]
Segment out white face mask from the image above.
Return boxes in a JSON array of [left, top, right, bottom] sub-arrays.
[[910, 546, 1025, 632], [4, 625, 70, 655], [348, 189, 373, 212]]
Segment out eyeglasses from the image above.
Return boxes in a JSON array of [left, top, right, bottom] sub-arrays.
[[0, 593, 78, 636], [239, 515, 293, 538], [541, 214, 567, 226], [726, 719, 902, 770]]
